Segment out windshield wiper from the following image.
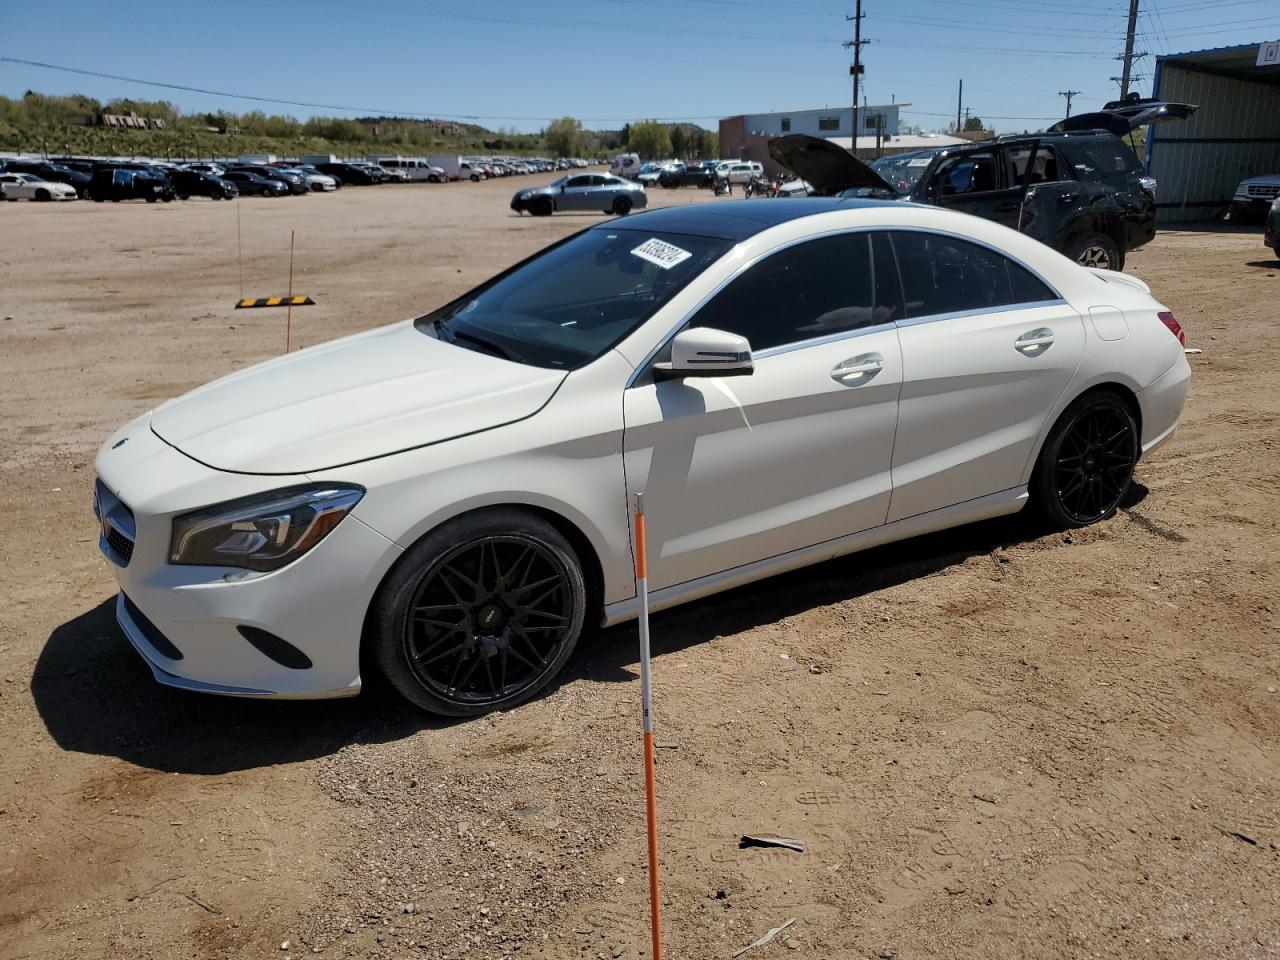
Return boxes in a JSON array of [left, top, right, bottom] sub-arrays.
[[448, 329, 523, 363]]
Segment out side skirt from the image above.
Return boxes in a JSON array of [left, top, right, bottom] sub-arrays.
[[601, 487, 1028, 627]]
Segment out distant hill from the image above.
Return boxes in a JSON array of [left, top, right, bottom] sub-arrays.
[[0, 91, 712, 160]]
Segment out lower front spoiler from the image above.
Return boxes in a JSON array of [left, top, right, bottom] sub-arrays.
[[114, 593, 360, 700]]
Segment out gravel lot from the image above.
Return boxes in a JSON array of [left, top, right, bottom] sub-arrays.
[[1, 180, 1277, 959]]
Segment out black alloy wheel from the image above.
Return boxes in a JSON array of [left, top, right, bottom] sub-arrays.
[[373, 510, 587, 715], [1034, 392, 1138, 528]]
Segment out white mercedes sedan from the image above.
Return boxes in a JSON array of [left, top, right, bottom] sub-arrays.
[[94, 199, 1190, 715]]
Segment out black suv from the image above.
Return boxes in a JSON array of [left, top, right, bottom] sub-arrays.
[[87, 164, 176, 202], [1266, 198, 1279, 260], [771, 97, 1196, 271]]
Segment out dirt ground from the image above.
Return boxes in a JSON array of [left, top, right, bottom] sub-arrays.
[[1, 179, 1277, 960]]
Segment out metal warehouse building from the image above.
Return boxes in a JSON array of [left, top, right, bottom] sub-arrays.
[[1147, 40, 1280, 223]]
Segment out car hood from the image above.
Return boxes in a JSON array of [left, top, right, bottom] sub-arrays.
[[149, 320, 566, 474], [768, 135, 898, 196], [1240, 173, 1280, 186], [1049, 98, 1198, 135]]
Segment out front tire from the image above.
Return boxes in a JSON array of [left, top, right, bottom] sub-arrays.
[[532, 196, 554, 216], [35, 188, 50, 202], [1065, 231, 1123, 271], [372, 509, 587, 716], [1032, 391, 1138, 529]]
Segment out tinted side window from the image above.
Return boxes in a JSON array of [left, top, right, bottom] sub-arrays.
[[689, 233, 877, 351], [889, 232, 1056, 318]]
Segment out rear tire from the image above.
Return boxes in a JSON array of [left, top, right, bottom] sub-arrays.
[[371, 509, 588, 716], [1065, 231, 1123, 271], [612, 195, 633, 216], [1031, 390, 1138, 530]]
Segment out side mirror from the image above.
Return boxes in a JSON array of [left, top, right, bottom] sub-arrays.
[[654, 328, 754, 381]]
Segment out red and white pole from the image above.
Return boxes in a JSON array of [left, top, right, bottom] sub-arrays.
[[633, 493, 663, 960]]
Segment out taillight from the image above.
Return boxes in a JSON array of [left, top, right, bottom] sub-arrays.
[[1157, 310, 1185, 346]]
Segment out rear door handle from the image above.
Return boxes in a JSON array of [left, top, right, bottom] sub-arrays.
[[831, 353, 883, 381], [1015, 328, 1055, 353]]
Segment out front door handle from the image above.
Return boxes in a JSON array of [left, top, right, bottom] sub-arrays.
[[1015, 328, 1055, 353], [832, 353, 883, 382]]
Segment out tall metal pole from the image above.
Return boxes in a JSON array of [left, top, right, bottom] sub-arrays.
[[956, 79, 963, 133], [844, 0, 866, 149], [852, 0, 862, 144], [1120, 0, 1140, 98]]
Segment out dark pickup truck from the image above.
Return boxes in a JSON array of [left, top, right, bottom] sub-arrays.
[[658, 161, 717, 189], [770, 96, 1196, 271]]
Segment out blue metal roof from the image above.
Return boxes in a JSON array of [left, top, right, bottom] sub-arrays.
[[599, 197, 901, 241]]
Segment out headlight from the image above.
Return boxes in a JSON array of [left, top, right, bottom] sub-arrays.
[[169, 483, 364, 572]]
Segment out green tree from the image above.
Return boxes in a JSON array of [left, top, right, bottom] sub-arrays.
[[962, 116, 985, 132], [628, 120, 671, 160], [544, 116, 584, 158], [704, 130, 719, 159], [670, 126, 687, 159]]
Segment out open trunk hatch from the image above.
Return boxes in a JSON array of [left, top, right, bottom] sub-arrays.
[[1049, 97, 1198, 135]]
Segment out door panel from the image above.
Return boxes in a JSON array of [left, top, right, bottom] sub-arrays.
[[624, 330, 903, 591], [889, 303, 1084, 521]]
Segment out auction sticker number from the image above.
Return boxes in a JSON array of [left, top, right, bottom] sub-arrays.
[[632, 238, 692, 270]]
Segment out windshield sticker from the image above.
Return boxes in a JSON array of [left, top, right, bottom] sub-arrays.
[[907, 158, 931, 168], [632, 238, 693, 270]]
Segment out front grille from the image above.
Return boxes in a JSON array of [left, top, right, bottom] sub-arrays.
[[106, 525, 135, 565], [95, 479, 136, 568], [1247, 183, 1280, 199]]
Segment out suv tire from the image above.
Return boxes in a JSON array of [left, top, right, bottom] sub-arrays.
[[1065, 231, 1123, 271]]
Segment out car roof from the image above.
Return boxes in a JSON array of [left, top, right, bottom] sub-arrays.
[[598, 197, 902, 241]]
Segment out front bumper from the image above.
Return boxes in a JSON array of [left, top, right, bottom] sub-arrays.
[[94, 419, 402, 698], [1231, 196, 1275, 221]]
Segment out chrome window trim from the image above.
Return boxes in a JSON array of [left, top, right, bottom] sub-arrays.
[[624, 223, 1066, 388], [894, 298, 1067, 329], [753, 321, 899, 360]]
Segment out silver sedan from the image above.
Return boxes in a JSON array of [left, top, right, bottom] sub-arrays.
[[511, 173, 647, 216]]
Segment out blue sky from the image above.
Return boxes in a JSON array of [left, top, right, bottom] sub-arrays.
[[1, 0, 1277, 133]]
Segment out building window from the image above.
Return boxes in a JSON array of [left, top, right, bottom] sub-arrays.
[[780, 118, 791, 132], [818, 115, 840, 131]]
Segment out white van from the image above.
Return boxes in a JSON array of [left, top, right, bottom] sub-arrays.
[[610, 153, 641, 178], [425, 156, 486, 182], [371, 156, 447, 183], [715, 160, 763, 184]]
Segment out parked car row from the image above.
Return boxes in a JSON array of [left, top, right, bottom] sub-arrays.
[[0, 153, 608, 204]]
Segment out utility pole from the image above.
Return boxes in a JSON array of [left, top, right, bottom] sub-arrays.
[[1059, 89, 1081, 117], [1119, 0, 1141, 98], [843, 0, 868, 147], [955, 79, 963, 133]]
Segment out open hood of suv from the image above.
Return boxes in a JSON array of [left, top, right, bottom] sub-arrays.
[[1049, 97, 1198, 135], [768, 135, 899, 196]]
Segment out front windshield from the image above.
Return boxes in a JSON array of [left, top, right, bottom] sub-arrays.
[[417, 228, 731, 370], [549, 175, 567, 187], [870, 150, 939, 193]]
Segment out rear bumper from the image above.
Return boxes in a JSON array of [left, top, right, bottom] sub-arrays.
[[1137, 355, 1191, 457]]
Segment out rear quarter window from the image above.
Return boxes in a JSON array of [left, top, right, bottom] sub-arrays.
[[889, 231, 1058, 318], [1061, 138, 1141, 184]]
